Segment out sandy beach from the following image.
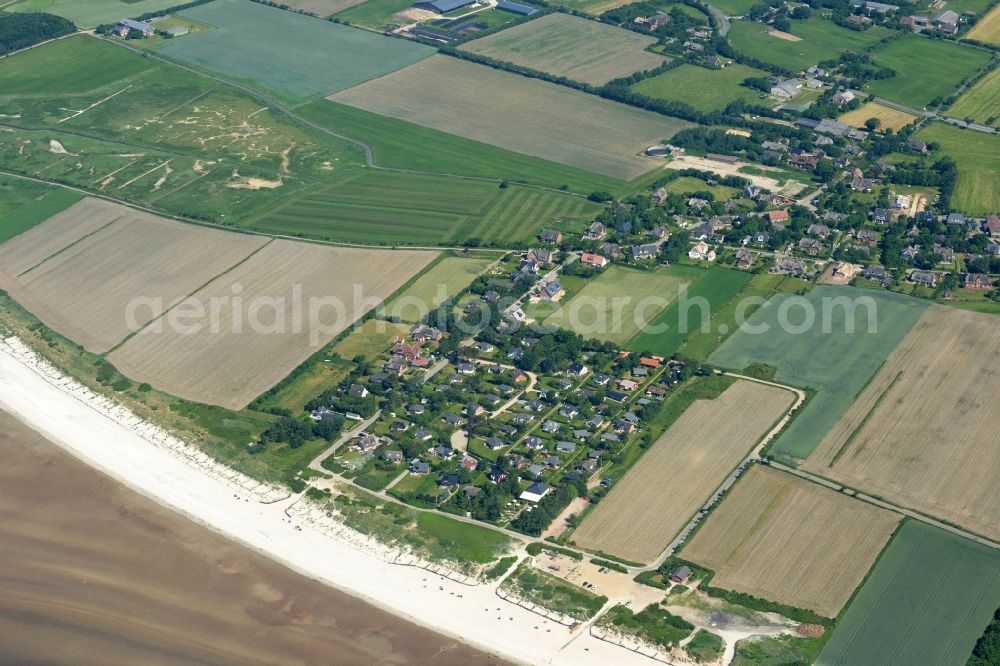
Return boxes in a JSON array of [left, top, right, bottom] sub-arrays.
[[0, 409, 500, 666], [0, 336, 655, 666]]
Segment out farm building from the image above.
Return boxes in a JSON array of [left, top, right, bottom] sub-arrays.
[[113, 19, 154, 37], [497, 0, 538, 15], [414, 0, 477, 13]]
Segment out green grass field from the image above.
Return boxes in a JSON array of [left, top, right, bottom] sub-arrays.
[[296, 100, 631, 195], [916, 122, 1000, 216], [542, 265, 695, 344], [865, 35, 991, 109], [330, 319, 411, 361], [332, 0, 412, 29], [415, 512, 512, 564], [632, 63, 770, 113], [246, 169, 600, 246], [707, 0, 761, 14], [384, 254, 495, 321], [4, 0, 181, 27], [627, 266, 751, 356], [0, 35, 155, 95], [0, 185, 83, 245], [664, 176, 739, 201], [709, 286, 927, 465], [819, 521, 1000, 666], [948, 65, 1000, 128], [728, 19, 891, 72], [158, 0, 434, 100]]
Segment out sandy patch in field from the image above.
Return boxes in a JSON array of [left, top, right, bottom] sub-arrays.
[[767, 29, 801, 41], [572, 380, 795, 563], [0, 198, 268, 354], [682, 465, 899, 617], [804, 306, 1000, 541], [227, 171, 283, 190], [109, 240, 437, 409], [665, 154, 805, 196], [541, 496, 589, 540], [48, 139, 70, 154]]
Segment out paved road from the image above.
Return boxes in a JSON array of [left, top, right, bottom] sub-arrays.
[[307, 411, 382, 474], [705, 3, 731, 36]]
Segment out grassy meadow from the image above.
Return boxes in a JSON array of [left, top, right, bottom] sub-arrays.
[[728, 19, 891, 71], [632, 63, 770, 113], [820, 521, 1000, 666], [158, 0, 434, 100], [0, 186, 83, 245], [384, 253, 496, 321], [708, 286, 928, 465], [865, 36, 991, 108], [916, 121, 1000, 215], [4, 0, 181, 27], [627, 266, 751, 356], [246, 169, 600, 246], [948, 65, 1000, 128]]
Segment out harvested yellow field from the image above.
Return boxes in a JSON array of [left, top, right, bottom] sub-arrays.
[[682, 465, 899, 617], [279, 0, 366, 15], [804, 306, 1000, 541], [109, 240, 436, 409], [839, 102, 919, 132], [572, 380, 794, 563], [0, 198, 124, 279], [0, 198, 267, 353], [966, 4, 1000, 46], [459, 14, 666, 87], [329, 55, 693, 180]]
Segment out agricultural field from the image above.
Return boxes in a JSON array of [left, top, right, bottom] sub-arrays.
[[965, 3, 1000, 45], [706, 0, 760, 13], [328, 55, 695, 180], [542, 265, 697, 345], [0, 198, 269, 354], [3, 0, 180, 27], [383, 253, 496, 322], [0, 182, 82, 245], [916, 121, 1000, 215], [330, 0, 414, 29], [948, 65, 1000, 128], [728, 19, 891, 72], [0, 34, 155, 95], [708, 286, 928, 465], [805, 306, 1000, 542], [158, 0, 434, 100], [819, 521, 1000, 666], [572, 380, 795, 563], [107, 239, 436, 409], [279, 0, 368, 16], [682, 465, 900, 617], [459, 13, 666, 86], [330, 319, 412, 361], [296, 101, 629, 195], [626, 266, 751, 356], [865, 35, 991, 109], [247, 169, 600, 245], [550, 0, 637, 15], [632, 63, 770, 114], [838, 102, 919, 132]]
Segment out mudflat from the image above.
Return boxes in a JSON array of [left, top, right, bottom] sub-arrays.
[[0, 409, 501, 666]]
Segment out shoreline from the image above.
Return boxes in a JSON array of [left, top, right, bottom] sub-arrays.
[[0, 335, 652, 666]]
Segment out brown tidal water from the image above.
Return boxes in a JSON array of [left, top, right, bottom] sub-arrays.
[[0, 410, 505, 666]]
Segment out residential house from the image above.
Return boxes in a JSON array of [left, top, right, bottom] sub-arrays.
[[833, 261, 861, 280], [872, 208, 892, 224], [735, 247, 753, 269], [963, 273, 992, 289], [631, 244, 659, 260], [910, 270, 938, 287], [857, 229, 878, 245], [798, 238, 823, 256], [540, 280, 565, 301], [982, 213, 1000, 237], [651, 187, 668, 204], [520, 482, 551, 503], [527, 248, 553, 264], [808, 223, 831, 239], [409, 459, 431, 475], [580, 252, 609, 268], [688, 241, 717, 261], [768, 209, 790, 227], [539, 228, 563, 244], [583, 222, 607, 240]]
